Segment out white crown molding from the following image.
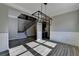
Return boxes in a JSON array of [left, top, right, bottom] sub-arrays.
[[4, 3, 32, 14], [4, 3, 79, 17], [51, 8, 79, 17]]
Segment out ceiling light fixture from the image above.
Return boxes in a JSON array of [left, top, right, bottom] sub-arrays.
[[32, 3, 52, 23]]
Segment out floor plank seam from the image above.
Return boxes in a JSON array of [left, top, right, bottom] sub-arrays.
[[23, 44, 42, 56]]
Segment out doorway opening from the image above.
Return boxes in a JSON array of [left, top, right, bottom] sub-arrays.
[[42, 21, 50, 40]]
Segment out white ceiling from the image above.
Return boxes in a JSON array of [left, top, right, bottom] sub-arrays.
[[6, 3, 79, 17]]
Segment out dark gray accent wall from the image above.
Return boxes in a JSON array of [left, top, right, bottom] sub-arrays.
[[0, 4, 8, 33], [0, 4, 9, 52]]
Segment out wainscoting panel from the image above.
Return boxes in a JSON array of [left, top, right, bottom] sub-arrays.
[[50, 32, 79, 47], [0, 33, 9, 52]]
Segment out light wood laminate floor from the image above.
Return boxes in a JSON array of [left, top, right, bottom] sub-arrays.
[[9, 39, 79, 56]]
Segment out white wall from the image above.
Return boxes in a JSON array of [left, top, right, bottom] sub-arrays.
[[0, 4, 9, 52], [0, 33, 8, 52], [8, 9, 27, 40], [8, 8, 36, 40], [50, 10, 79, 47], [8, 18, 27, 40], [37, 22, 42, 40], [8, 16, 18, 40]]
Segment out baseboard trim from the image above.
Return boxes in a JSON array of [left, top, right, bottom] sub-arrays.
[[0, 50, 9, 56], [9, 38, 26, 41], [27, 35, 36, 37], [27, 35, 36, 38], [50, 39, 79, 48], [50, 32, 79, 47]]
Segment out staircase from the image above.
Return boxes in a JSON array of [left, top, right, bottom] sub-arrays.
[[18, 11, 52, 32], [18, 13, 37, 32], [24, 20, 36, 31]]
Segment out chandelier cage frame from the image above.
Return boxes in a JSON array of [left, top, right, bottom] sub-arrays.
[[32, 3, 52, 23]]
